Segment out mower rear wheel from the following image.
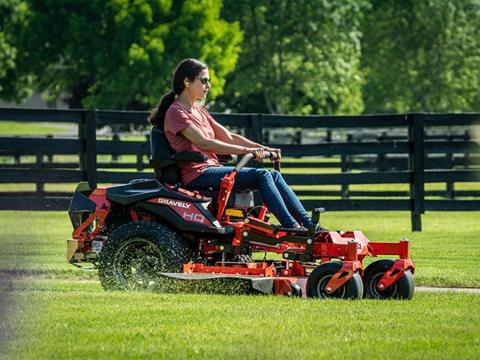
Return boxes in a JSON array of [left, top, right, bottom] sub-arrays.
[[363, 259, 414, 300], [98, 221, 193, 291], [306, 261, 363, 299]]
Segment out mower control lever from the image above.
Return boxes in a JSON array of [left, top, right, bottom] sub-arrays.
[[234, 151, 278, 173], [234, 152, 255, 172]]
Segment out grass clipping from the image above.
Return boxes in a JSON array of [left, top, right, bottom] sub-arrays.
[[152, 275, 257, 296]]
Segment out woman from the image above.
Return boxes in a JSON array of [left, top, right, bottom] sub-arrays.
[[148, 58, 313, 229]]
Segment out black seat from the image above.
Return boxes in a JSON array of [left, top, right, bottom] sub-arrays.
[[106, 179, 209, 206], [149, 127, 207, 185], [149, 127, 257, 209]]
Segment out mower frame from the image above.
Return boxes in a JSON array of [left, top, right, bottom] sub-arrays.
[[67, 151, 415, 299]]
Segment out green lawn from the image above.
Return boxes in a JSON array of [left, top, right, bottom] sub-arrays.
[[2, 209, 480, 360], [1, 210, 479, 286], [0, 121, 72, 135], [3, 280, 479, 359]]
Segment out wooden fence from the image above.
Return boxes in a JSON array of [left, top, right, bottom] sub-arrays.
[[0, 108, 479, 231]]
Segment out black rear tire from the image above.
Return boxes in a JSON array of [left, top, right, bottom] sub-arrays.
[[363, 259, 414, 299], [306, 261, 363, 299], [98, 221, 193, 291]]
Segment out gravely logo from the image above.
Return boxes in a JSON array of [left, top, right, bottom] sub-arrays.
[[156, 197, 191, 209]]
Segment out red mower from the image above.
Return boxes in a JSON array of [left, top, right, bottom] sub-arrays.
[[67, 128, 415, 299]]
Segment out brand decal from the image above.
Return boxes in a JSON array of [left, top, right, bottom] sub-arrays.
[[152, 197, 210, 225], [155, 197, 191, 209], [183, 212, 206, 223]]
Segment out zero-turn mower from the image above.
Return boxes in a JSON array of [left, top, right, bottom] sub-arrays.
[[67, 128, 415, 299]]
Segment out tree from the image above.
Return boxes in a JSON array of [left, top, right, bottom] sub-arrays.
[[361, 0, 480, 113], [214, 0, 368, 115], [0, 0, 33, 102], [0, 0, 242, 110]]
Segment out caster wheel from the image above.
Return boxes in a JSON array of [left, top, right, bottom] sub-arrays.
[[306, 261, 363, 299], [363, 259, 414, 299]]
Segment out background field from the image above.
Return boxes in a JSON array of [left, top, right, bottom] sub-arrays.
[[1, 210, 479, 359]]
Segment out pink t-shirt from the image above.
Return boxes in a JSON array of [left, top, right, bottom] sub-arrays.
[[164, 102, 221, 186]]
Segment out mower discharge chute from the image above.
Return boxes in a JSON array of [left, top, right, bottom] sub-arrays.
[[67, 128, 415, 299]]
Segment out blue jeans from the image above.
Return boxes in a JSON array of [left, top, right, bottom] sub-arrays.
[[187, 166, 313, 228]]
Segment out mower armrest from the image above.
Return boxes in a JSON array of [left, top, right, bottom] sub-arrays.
[[172, 151, 207, 162]]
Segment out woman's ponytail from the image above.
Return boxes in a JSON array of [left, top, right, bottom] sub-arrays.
[[148, 90, 176, 128], [148, 58, 207, 128]]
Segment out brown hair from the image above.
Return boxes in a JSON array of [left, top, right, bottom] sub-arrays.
[[148, 58, 207, 127]]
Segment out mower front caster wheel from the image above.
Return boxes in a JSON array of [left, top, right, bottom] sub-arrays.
[[306, 261, 363, 299], [363, 259, 414, 300]]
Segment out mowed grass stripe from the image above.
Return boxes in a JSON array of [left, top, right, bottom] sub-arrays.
[[4, 279, 480, 359]]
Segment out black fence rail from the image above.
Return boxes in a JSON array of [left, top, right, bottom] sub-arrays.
[[0, 108, 479, 231]]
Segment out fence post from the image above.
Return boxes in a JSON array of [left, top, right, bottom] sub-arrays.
[[341, 134, 352, 199], [112, 130, 120, 162], [264, 129, 270, 144], [35, 151, 44, 198], [295, 129, 302, 145], [81, 110, 98, 189], [79, 111, 85, 174], [445, 134, 455, 199], [408, 113, 425, 231], [464, 130, 471, 169], [325, 129, 332, 158], [294, 129, 302, 159], [377, 132, 386, 172], [248, 114, 263, 144], [246, 114, 263, 168], [46, 135, 53, 163], [325, 129, 332, 143]]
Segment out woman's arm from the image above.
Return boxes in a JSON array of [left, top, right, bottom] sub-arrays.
[[180, 124, 256, 155], [231, 132, 264, 148], [210, 121, 281, 159], [210, 120, 259, 147]]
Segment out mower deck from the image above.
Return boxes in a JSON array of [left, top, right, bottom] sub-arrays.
[[159, 271, 307, 296]]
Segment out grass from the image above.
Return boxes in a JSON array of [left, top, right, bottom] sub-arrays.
[[0, 121, 72, 135], [1, 210, 479, 287], [2, 279, 479, 359]]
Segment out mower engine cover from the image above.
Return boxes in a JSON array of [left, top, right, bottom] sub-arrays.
[[68, 184, 96, 229]]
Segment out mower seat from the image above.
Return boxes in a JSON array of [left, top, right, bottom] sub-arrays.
[[149, 127, 258, 209], [106, 179, 210, 207]]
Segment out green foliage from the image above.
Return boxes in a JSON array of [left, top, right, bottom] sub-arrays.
[[0, 0, 242, 109], [362, 0, 480, 113], [2, 0, 480, 114], [214, 0, 368, 115], [0, 0, 16, 94], [0, 0, 33, 102]]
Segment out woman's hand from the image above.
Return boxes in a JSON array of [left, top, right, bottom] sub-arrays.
[[264, 147, 282, 161], [249, 147, 265, 162]]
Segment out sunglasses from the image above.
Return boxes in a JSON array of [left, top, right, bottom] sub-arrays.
[[196, 76, 211, 85]]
